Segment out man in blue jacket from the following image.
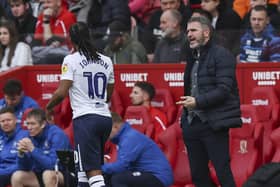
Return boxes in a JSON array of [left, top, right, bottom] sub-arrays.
[[0, 79, 39, 124], [0, 107, 28, 187], [11, 108, 72, 187], [239, 5, 280, 63], [102, 112, 173, 187]]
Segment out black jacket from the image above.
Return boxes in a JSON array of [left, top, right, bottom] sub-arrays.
[[182, 40, 242, 130]]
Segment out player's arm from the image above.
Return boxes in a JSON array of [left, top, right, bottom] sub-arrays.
[[46, 80, 72, 119], [106, 83, 114, 102]]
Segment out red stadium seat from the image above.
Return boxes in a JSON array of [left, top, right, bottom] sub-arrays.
[[124, 106, 154, 139], [158, 122, 194, 187], [151, 88, 177, 125], [270, 127, 280, 162], [53, 96, 73, 129], [250, 87, 280, 163], [229, 124, 262, 187], [110, 90, 125, 117], [250, 86, 280, 122], [240, 104, 264, 163]]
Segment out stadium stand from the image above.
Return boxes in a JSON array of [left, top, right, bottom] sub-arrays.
[[250, 86, 280, 163]]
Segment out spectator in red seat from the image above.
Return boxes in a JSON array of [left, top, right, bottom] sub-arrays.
[[153, 9, 188, 63], [102, 112, 173, 187], [176, 16, 241, 187], [8, 0, 37, 45], [0, 20, 33, 72], [34, 0, 76, 47], [129, 81, 168, 142], [0, 107, 28, 187], [142, 0, 192, 62], [0, 79, 39, 124]]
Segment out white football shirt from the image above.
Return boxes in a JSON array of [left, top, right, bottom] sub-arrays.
[[61, 52, 114, 119]]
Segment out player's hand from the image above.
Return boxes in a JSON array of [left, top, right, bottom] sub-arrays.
[[18, 138, 35, 153], [46, 108, 54, 124], [176, 96, 196, 109]]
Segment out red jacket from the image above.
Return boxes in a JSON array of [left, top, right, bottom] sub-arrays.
[[35, 7, 76, 45]]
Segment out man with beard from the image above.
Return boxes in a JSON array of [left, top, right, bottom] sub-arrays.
[[176, 16, 241, 187], [8, 0, 37, 44], [153, 9, 188, 63], [104, 20, 147, 64]]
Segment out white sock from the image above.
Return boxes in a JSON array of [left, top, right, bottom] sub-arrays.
[[88, 175, 105, 187]]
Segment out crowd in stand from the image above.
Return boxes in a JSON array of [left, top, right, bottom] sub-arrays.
[[0, 0, 280, 72], [1, 0, 280, 186]]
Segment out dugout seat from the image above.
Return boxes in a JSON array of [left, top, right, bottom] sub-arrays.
[[151, 88, 177, 125], [229, 123, 262, 187], [53, 96, 72, 129], [110, 90, 125, 117], [250, 87, 280, 163], [124, 106, 154, 138], [270, 127, 280, 162], [158, 122, 194, 187]]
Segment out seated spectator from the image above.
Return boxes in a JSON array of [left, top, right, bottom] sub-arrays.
[[241, 0, 278, 29], [129, 81, 168, 142], [104, 21, 147, 64], [239, 5, 280, 62], [0, 79, 39, 123], [201, 0, 241, 54], [143, 0, 192, 61], [0, 20, 33, 72], [32, 0, 76, 64], [153, 9, 187, 63], [0, 107, 28, 187], [102, 112, 174, 187], [8, 0, 37, 45], [34, 0, 76, 46], [11, 108, 72, 187], [87, 0, 131, 51]]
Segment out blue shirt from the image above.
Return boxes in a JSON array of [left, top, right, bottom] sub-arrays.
[[17, 124, 72, 172], [0, 95, 39, 124], [0, 126, 28, 175], [240, 24, 280, 62], [102, 122, 174, 187]]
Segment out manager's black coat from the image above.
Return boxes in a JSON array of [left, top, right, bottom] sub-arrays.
[[182, 40, 242, 130]]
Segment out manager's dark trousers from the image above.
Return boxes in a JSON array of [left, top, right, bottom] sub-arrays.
[[182, 116, 236, 187]]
